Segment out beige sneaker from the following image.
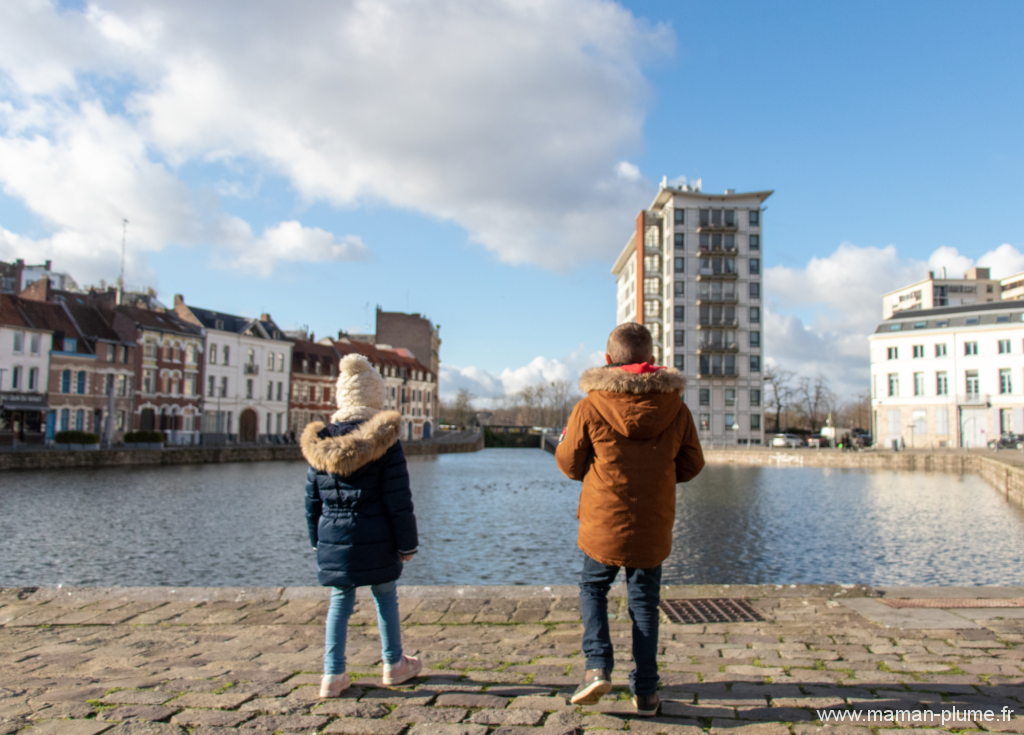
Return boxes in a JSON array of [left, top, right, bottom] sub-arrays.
[[382, 655, 422, 685], [319, 673, 351, 697]]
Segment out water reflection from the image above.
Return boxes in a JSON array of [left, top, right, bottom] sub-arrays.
[[1, 450, 1021, 587]]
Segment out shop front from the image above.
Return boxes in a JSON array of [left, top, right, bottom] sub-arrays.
[[0, 393, 48, 446]]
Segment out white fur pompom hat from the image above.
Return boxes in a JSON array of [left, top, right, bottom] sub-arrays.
[[332, 353, 387, 422]]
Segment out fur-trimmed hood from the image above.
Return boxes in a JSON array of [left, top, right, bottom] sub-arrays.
[[578, 365, 686, 440], [301, 411, 401, 476], [579, 365, 687, 395]]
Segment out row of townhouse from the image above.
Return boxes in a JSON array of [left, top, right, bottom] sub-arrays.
[[0, 280, 440, 445]]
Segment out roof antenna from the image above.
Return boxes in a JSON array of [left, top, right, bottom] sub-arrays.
[[117, 218, 128, 305]]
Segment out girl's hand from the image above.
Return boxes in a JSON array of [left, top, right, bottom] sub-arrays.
[[400, 553, 415, 562]]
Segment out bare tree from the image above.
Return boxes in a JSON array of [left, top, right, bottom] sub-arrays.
[[796, 375, 835, 433], [763, 365, 796, 433], [439, 388, 476, 428]]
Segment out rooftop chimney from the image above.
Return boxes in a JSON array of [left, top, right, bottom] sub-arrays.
[[261, 313, 271, 322], [725, 189, 735, 195], [928, 270, 934, 279]]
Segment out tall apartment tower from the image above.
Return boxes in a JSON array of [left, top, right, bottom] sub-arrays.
[[612, 180, 773, 445]]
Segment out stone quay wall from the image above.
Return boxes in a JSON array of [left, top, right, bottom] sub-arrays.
[[703, 448, 1024, 508], [0, 432, 484, 472]]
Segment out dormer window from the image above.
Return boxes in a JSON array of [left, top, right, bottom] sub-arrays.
[[65, 338, 77, 353], [215, 319, 224, 330]]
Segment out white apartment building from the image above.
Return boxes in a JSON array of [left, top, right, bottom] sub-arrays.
[[869, 301, 1024, 449], [1001, 271, 1024, 301], [174, 297, 293, 442], [0, 300, 52, 444], [882, 267, 1000, 319], [613, 179, 772, 445]]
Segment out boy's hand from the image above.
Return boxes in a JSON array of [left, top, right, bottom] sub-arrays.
[[400, 553, 415, 562]]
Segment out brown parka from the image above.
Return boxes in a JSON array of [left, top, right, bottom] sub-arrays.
[[555, 364, 704, 569]]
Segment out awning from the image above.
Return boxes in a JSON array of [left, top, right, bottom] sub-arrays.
[[1, 399, 49, 412]]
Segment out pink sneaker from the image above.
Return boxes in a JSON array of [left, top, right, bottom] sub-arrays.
[[382, 655, 422, 685], [320, 673, 351, 697]]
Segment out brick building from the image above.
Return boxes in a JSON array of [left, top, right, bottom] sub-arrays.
[[109, 305, 204, 443], [375, 308, 442, 377], [288, 338, 341, 433]]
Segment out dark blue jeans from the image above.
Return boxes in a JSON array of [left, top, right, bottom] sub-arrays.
[[579, 554, 662, 696]]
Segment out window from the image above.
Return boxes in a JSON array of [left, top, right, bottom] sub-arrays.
[[750, 331, 760, 348], [644, 277, 660, 295], [277, 353, 284, 371], [643, 300, 660, 319], [965, 370, 979, 396], [674, 208, 684, 224], [674, 306, 685, 322], [143, 369, 154, 393], [749, 258, 760, 275], [60, 408, 69, 431], [220, 376, 228, 397], [324, 387, 331, 404], [246, 379, 254, 399], [277, 382, 283, 401], [65, 338, 77, 353], [644, 254, 660, 272], [28, 367, 38, 391], [267, 381, 274, 400], [749, 355, 760, 372], [750, 389, 761, 407], [935, 343, 947, 357], [887, 373, 899, 397], [749, 282, 760, 298], [725, 389, 736, 406], [749, 234, 760, 250], [674, 257, 684, 273], [674, 233, 684, 249], [77, 371, 86, 394], [103, 344, 113, 362], [998, 339, 1011, 354], [208, 376, 215, 397], [887, 347, 898, 360], [247, 348, 255, 365], [751, 414, 761, 430], [912, 345, 924, 358], [210, 344, 218, 364], [698, 413, 710, 431], [749, 210, 759, 226], [11, 366, 21, 389], [936, 371, 948, 395], [749, 307, 760, 323], [724, 209, 735, 226], [964, 341, 977, 355], [674, 355, 684, 369], [60, 369, 70, 393], [223, 346, 230, 365], [674, 281, 684, 296], [913, 372, 924, 396], [75, 409, 84, 431], [913, 409, 927, 435], [699, 388, 710, 405], [144, 340, 156, 359], [725, 413, 736, 429], [268, 351, 275, 369], [699, 209, 710, 226], [12, 331, 24, 353], [1000, 369, 1013, 395]]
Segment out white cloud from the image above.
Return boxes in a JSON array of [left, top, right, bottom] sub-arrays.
[[764, 242, 1023, 398], [0, 0, 670, 275], [440, 345, 604, 403]]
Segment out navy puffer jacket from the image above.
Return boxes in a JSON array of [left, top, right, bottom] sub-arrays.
[[301, 411, 418, 588]]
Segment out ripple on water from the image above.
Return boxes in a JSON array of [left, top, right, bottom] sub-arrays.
[[1, 449, 1022, 586]]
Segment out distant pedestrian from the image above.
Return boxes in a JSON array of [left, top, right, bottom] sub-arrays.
[[555, 323, 705, 716], [301, 354, 421, 697]]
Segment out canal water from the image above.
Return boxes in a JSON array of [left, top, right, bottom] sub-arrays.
[[2, 449, 1023, 588]]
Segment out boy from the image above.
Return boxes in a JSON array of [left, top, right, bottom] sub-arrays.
[[556, 322, 704, 716]]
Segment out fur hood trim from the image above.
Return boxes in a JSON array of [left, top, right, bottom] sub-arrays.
[[579, 365, 687, 395], [301, 411, 401, 476]]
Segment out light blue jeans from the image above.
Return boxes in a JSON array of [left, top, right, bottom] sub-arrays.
[[324, 580, 403, 675]]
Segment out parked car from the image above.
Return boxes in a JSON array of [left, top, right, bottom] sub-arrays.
[[807, 434, 833, 448], [771, 433, 804, 448], [988, 433, 1024, 450]]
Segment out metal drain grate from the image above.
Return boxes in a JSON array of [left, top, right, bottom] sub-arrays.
[[882, 598, 1024, 609], [659, 598, 765, 624]]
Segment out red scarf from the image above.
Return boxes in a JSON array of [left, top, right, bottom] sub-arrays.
[[617, 362, 664, 374]]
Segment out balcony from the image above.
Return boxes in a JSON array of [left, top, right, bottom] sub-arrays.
[[696, 319, 739, 329], [696, 223, 738, 233], [243, 363, 259, 375], [698, 245, 739, 255], [696, 369, 739, 379], [696, 343, 739, 354], [696, 272, 738, 281], [695, 296, 739, 305], [958, 393, 989, 406]]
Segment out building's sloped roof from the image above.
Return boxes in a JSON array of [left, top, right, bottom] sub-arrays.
[[187, 306, 256, 335], [333, 339, 431, 378], [0, 295, 30, 328], [56, 296, 121, 343], [291, 339, 340, 373], [117, 305, 202, 336], [876, 300, 1024, 333], [16, 298, 90, 353]]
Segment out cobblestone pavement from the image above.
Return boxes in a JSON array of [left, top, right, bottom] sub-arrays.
[[2, 585, 1022, 735]]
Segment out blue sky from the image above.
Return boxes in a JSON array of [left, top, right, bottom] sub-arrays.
[[1, 0, 1022, 400]]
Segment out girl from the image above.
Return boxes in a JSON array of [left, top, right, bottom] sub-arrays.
[[301, 353, 421, 697]]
